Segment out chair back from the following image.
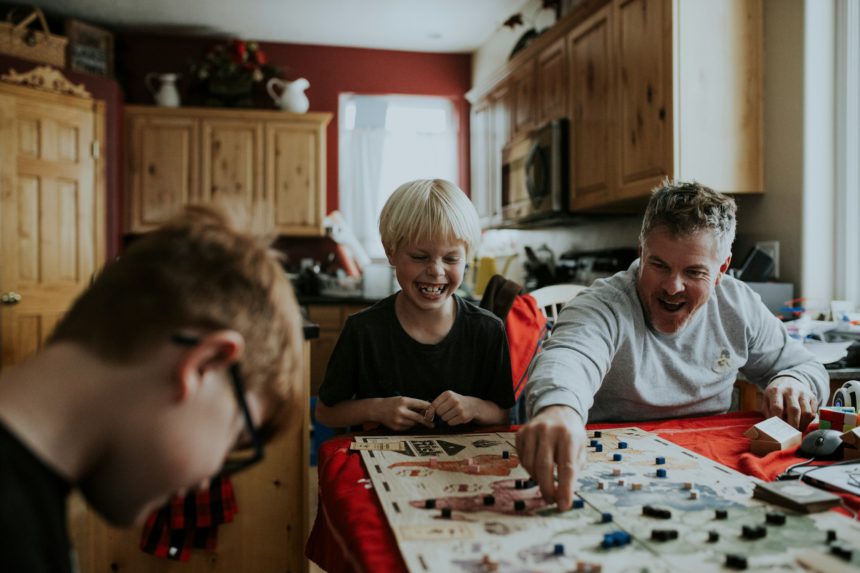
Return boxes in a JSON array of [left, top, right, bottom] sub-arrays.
[[528, 283, 587, 323]]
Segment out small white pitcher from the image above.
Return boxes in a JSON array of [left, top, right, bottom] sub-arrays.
[[266, 77, 310, 113], [145, 73, 181, 107]]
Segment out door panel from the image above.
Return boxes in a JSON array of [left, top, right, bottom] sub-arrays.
[[0, 87, 103, 370]]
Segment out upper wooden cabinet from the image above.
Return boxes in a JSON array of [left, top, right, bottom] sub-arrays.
[[537, 37, 568, 123], [126, 106, 331, 236], [467, 0, 763, 217]]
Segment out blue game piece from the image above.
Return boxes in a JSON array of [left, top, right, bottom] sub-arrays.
[[502, 450, 510, 459], [601, 512, 613, 523], [656, 456, 666, 465], [590, 439, 599, 447], [594, 431, 602, 438], [613, 453, 623, 461], [656, 468, 667, 478], [572, 499, 585, 509], [618, 441, 628, 449], [595, 444, 603, 452], [553, 543, 564, 556]]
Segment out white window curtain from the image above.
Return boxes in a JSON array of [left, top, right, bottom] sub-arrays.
[[835, 0, 860, 306], [339, 94, 459, 259]]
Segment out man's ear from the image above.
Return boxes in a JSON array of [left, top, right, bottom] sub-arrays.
[[175, 330, 245, 401], [715, 255, 732, 285]]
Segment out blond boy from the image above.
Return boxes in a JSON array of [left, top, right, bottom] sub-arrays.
[[316, 179, 514, 431], [0, 206, 303, 572]]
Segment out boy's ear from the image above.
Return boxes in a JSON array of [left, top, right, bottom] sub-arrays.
[[383, 243, 395, 266], [175, 330, 245, 401]]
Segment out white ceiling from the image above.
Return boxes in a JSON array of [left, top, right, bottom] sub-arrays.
[[37, 0, 531, 53]]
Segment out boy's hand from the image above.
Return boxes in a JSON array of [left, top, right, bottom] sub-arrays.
[[426, 391, 481, 426], [374, 397, 434, 431]]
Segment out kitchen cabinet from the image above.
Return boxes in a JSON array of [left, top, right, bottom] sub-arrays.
[[537, 37, 567, 123], [510, 59, 537, 140], [126, 106, 331, 236], [567, 3, 614, 210], [307, 303, 368, 396], [467, 0, 763, 217]]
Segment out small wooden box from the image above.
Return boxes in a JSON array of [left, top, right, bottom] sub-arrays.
[[0, 8, 67, 67]]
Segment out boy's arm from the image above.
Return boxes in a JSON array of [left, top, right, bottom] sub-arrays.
[[315, 396, 433, 431], [471, 397, 510, 425]]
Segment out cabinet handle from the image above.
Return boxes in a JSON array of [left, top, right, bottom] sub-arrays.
[[1, 292, 22, 305]]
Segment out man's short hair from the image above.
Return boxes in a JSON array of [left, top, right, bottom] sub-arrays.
[[640, 179, 737, 259], [50, 205, 303, 435], [379, 179, 481, 257]]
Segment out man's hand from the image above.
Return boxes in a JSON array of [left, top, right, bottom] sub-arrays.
[[515, 405, 586, 510], [762, 376, 818, 429], [425, 391, 480, 426], [372, 397, 434, 431]]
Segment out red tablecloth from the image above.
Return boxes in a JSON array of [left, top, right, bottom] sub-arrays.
[[306, 412, 859, 573]]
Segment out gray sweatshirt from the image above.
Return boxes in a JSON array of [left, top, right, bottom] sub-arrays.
[[526, 260, 829, 423]]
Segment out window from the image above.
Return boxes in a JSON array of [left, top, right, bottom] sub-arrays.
[[835, 0, 860, 305], [338, 94, 459, 259]]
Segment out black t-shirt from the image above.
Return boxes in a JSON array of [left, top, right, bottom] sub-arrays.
[[319, 294, 515, 410], [0, 421, 73, 573]]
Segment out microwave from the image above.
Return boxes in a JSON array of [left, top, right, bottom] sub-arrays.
[[501, 118, 569, 222]]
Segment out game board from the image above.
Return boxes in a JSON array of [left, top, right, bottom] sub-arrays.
[[357, 428, 860, 572]]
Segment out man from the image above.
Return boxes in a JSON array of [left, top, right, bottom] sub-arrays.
[[0, 206, 303, 572], [516, 180, 828, 510]]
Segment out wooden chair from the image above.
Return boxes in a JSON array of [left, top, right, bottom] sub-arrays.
[[528, 283, 587, 324]]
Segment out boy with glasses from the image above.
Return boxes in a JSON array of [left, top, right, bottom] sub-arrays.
[[0, 205, 303, 572]]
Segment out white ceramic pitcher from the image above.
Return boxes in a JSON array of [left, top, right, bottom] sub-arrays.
[[266, 77, 310, 113], [145, 73, 181, 107]]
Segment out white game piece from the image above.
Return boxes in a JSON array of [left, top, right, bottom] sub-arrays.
[[597, 480, 608, 490], [612, 468, 622, 476], [683, 482, 693, 490], [690, 490, 700, 500], [631, 482, 642, 491], [617, 479, 626, 486]]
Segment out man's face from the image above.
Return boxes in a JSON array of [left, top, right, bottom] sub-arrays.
[[386, 239, 467, 313], [636, 226, 731, 334]]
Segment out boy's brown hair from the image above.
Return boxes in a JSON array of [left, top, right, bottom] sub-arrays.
[[50, 205, 303, 434]]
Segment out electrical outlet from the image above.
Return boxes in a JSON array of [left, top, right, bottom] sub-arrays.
[[755, 240, 780, 279]]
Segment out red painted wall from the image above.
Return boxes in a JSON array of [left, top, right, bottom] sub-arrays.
[[119, 36, 473, 213]]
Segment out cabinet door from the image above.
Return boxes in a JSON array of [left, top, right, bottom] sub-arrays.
[[267, 121, 326, 236], [568, 4, 614, 210], [470, 98, 493, 226], [614, 0, 672, 200], [511, 59, 537, 138], [127, 113, 197, 232], [538, 38, 567, 123], [200, 118, 263, 206]]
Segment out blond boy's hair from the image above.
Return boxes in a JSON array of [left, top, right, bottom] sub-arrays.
[[50, 205, 303, 436], [378, 179, 481, 256]]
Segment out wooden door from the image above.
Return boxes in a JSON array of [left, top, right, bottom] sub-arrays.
[[537, 37, 567, 123], [614, 0, 673, 201], [510, 59, 537, 139], [265, 118, 327, 236], [126, 110, 197, 232], [568, 3, 614, 210], [0, 84, 105, 371], [200, 118, 263, 207]]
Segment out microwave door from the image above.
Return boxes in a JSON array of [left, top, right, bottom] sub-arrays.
[[526, 141, 550, 210]]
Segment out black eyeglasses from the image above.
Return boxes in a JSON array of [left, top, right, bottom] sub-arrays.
[[171, 333, 265, 476]]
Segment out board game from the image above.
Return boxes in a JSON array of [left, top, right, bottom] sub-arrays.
[[357, 428, 860, 572]]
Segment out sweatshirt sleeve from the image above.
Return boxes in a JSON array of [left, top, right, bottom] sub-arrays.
[[738, 294, 829, 404], [525, 290, 620, 422]]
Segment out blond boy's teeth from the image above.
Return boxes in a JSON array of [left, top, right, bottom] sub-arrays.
[[418, 284, 445, 295]]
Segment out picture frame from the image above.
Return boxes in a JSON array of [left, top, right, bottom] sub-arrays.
[[64, 19, 113, 78]]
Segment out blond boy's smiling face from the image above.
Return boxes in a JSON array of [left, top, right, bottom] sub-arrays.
[[386, 239, 467, 313]]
